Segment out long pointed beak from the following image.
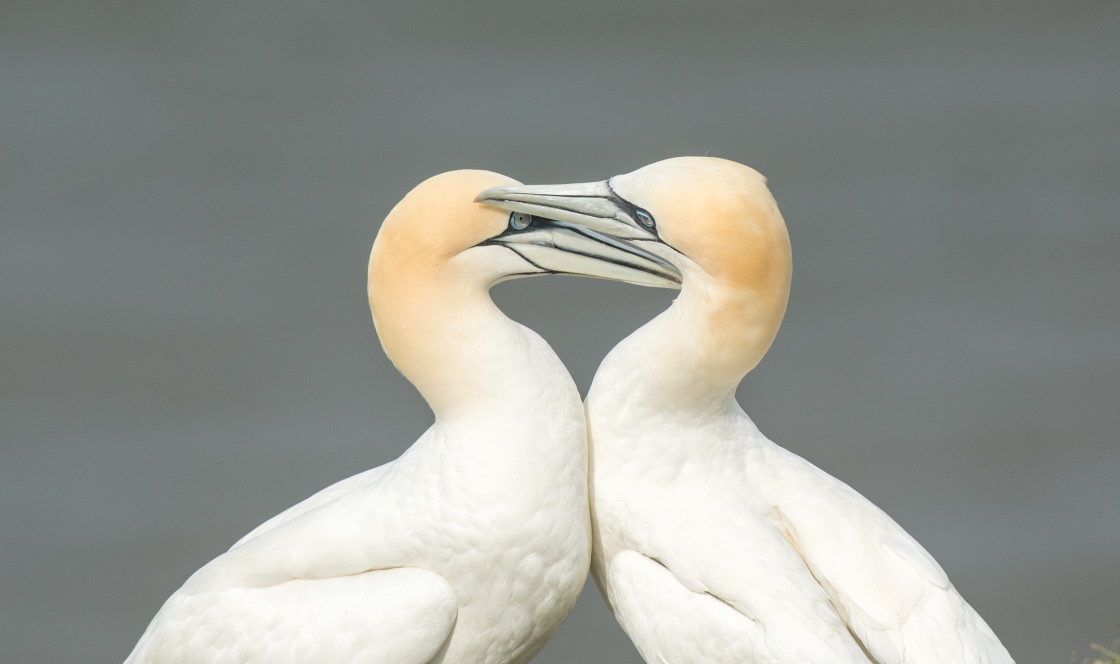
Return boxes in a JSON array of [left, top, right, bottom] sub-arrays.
[[482, 216, 681, 289], [476, 181, 681, 289], [476, 180, 662, 240]]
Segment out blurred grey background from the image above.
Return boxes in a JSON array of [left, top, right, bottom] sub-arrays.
[[2, 1, 1117, 662]]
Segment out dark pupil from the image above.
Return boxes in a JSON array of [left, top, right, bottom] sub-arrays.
[[510, 212, 532, 230]]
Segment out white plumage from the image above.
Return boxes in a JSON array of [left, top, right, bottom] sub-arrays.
[[125, 169, 680, 664], [478, 157, 1014, 664]]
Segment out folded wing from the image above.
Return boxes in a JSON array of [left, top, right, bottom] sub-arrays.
[[125, 567, 456, 664], [757, 446, 1013, 664]]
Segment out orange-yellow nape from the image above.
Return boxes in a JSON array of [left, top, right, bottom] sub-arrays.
[[612, 156, 791, 298], [370, 170, 520, 283], [611, 156, 793, 380], [366, 170, 522, 392]]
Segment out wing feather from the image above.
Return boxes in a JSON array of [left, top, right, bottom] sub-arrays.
[[757, 446, 1013, 664], [125, 567, 456, 664], [606, 502, 875, 664], [232, 463, 394, 548]]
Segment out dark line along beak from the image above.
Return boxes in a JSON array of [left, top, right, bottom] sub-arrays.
[[476, 180, 656, 239], [476, 182, 682, 289]]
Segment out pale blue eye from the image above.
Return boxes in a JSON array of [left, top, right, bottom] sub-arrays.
[[635, 209, 655, 228], [510, 213, 532, 230]]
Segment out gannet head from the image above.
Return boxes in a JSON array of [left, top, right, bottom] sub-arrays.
[[476, 157, 792, 378], [368, 170, 682, 407], [370, 170, 681, 297]]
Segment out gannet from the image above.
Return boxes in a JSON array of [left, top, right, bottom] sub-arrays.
[[477, 157, 1014, 664], [124, 169, 681, 664]]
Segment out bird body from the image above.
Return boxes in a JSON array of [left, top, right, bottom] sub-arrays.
[[588, 372, 1007, 663], [125, 169, 681, 664], [478, 158, 1013, 664], [585, 285, 876, 663], [130, 351, 588, 664]]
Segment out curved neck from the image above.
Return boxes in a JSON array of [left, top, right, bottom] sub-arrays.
[[370, 267, 534, 421], [592, 271, 788, 417]]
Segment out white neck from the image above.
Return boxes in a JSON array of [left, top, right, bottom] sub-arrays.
[[586, 272, 784, 467], [598, 273, 781, 400], [374, 279, 579, 426]]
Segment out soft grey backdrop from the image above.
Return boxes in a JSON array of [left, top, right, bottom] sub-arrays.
[[2, 1, 1117, 662]]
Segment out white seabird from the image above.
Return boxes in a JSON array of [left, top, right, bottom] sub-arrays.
[[477, 157, 1014, 664], [124, 169, 682, 664]]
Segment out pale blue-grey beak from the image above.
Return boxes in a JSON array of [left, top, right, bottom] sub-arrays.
[[476, 182, 681, 289]]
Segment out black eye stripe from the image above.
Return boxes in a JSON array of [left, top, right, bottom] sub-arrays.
[[606, 178, 657, 231]]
